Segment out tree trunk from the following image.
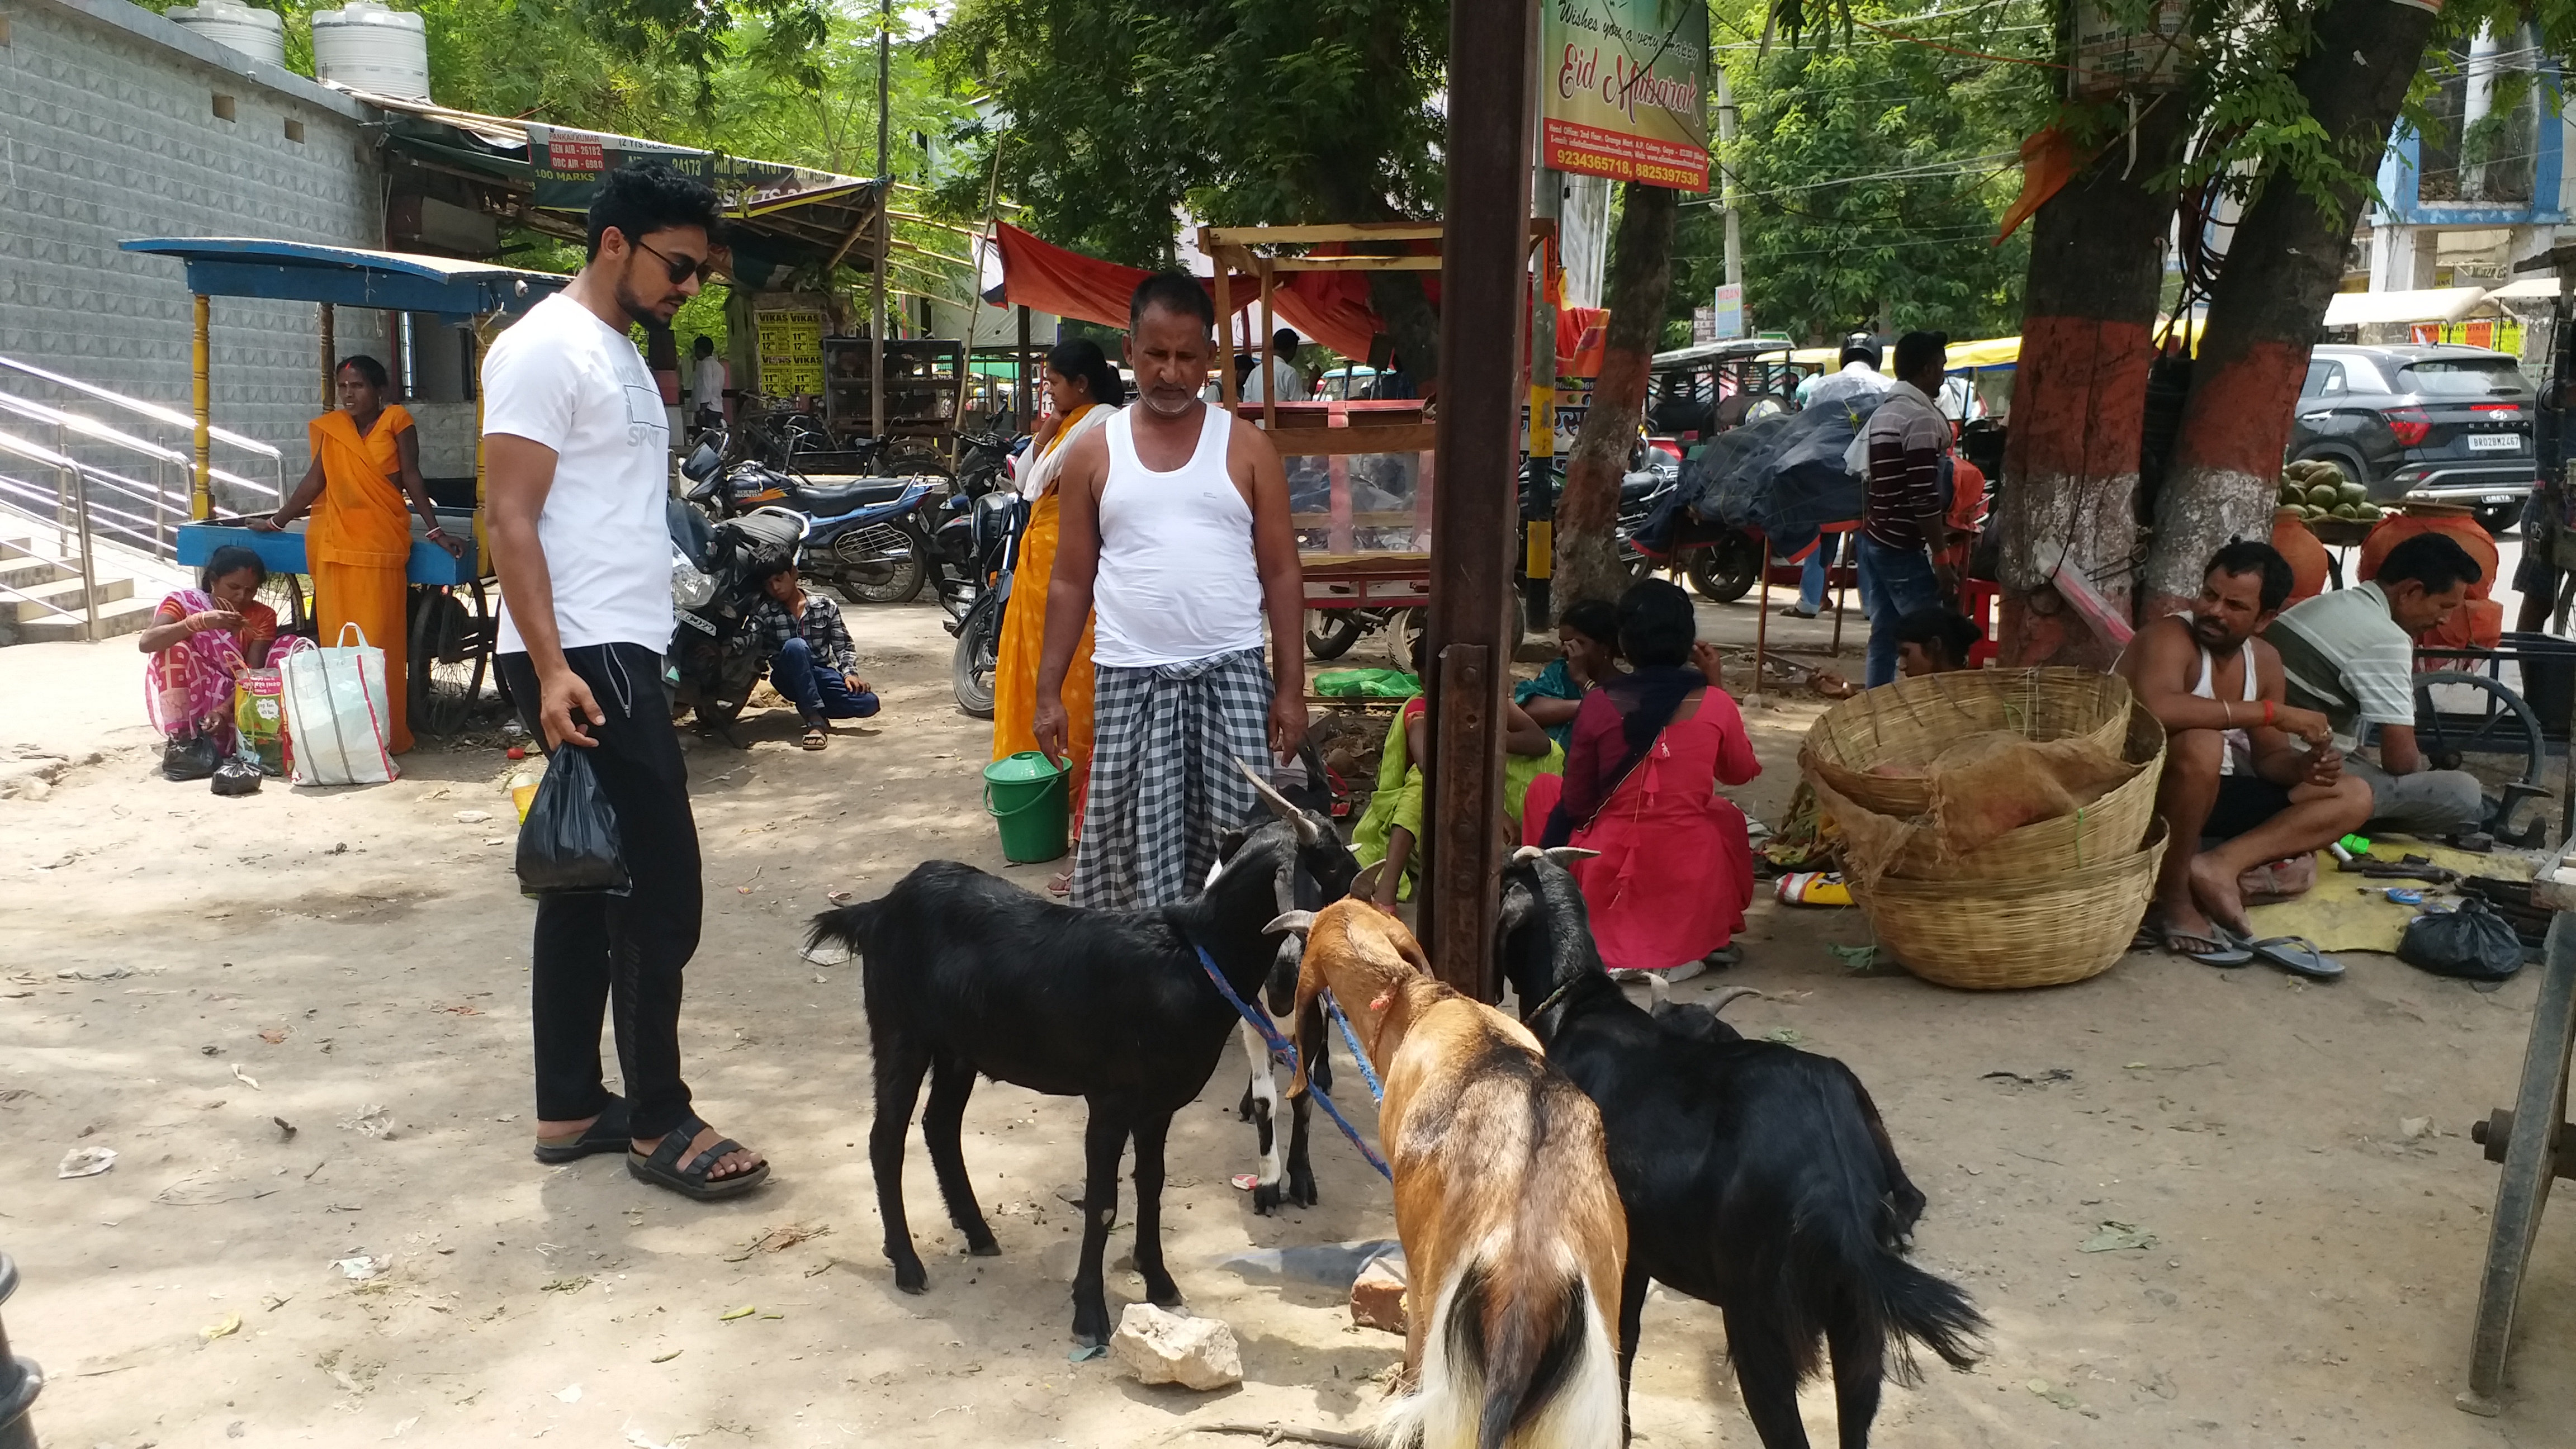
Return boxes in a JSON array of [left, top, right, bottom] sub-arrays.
[[1995, 100, 2187, 667], [1555, 181, 1677, 613], [2143, 0, 2439, 615]]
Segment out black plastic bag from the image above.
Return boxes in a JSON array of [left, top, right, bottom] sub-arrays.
[[163, 734, 220, 782], [209, 753, 264, 796], [515, 746, 629, 896], [2398, 898, 2524, 982]]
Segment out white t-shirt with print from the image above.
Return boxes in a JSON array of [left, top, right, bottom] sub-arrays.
[[484, 292, 674, 655]]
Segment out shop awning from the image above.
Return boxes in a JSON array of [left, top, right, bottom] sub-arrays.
[[992, 222, 1380, 361], [2323, 287, 2496, 326], [119, 238, 568, 320]]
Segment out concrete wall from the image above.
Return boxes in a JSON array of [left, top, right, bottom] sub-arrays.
[[0, 0, 390, 533]]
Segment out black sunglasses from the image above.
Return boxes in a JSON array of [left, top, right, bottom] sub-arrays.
[[632, 236, 713, 285]]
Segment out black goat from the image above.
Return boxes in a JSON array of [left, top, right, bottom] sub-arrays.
[[1497, 848, 1982, 1449], [806, 773, 1357, 1345]]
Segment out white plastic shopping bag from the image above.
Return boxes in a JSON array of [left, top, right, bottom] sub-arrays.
[[280, 623, 400, 785]]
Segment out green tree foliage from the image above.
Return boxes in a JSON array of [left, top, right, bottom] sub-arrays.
[[1671, 0, 2054, 344], [924, 0, 1446, 267]]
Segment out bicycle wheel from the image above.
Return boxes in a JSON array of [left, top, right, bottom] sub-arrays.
[[406, 583, 490, 738], [2415, 670, 2544, 787]]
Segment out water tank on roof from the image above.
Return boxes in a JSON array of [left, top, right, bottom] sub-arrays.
[[169, 0, 287, 68], [313, 2, 431, 102]]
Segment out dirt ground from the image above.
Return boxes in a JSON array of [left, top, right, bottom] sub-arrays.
[[4, 591, 2574, 1449]]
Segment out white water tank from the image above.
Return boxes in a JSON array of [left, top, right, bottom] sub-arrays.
[[313, 2, 431, 101], [169, 0, 287, 68]]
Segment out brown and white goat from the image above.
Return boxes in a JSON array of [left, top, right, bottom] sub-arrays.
[[1272, 899, 1626, 1449]]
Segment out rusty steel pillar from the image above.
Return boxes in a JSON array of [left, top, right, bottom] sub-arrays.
[[1417, 0, 1539, 1000]]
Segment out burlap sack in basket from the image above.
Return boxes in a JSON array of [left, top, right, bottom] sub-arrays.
[[1803, 727, 2141, 886], [1805, 667, 2136, 818]]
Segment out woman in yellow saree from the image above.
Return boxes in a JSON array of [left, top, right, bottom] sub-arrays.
[[253, 356, 461, 754], [991, 341, 1124, 846]]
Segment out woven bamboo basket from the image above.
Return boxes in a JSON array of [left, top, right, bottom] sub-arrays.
[[1853, 822, 2168, 991], [1883, 703, 2168, 880], [1805, 667, 2137, 818]]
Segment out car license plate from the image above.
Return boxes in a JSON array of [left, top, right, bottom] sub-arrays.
[[2484, 494, 2517, 504], [2468, 434, 2522, 452]]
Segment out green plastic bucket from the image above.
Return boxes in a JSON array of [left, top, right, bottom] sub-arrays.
[[983, 751, 1071, 863]]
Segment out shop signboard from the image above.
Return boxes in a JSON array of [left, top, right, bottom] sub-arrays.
[[1542, 0, 1711, 192], [1692, 305, 1718, 345], [755, 307, 826, 399], [2070, 0, 2190, 97], [527, 124, 836, 213], [1714, 283, 1744, 340]]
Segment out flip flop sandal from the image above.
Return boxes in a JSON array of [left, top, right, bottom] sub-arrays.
[[2165, 929, 2255, 968], [801, 727, 829, 750], [2230, 931, 2346, 981], [532, 1095, 630, 1163], [628, 1113, 770, 1200]]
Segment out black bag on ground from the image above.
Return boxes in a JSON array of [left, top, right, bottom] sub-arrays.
[[515, 746, 630, 895], [2398, 898, 2523, 982], [209, 754, 264, 796], [163, 734, 221, 781]]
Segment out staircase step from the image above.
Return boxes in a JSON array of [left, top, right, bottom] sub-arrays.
[[0, 571, 134, 623], [0, 556, 69, 590], [18, 593, 159, 643]]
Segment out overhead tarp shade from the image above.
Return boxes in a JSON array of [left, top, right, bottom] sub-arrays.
[[991, 222, 1379, 361], [119, 238, 568, 320], [2323, 287, 2494, 326]]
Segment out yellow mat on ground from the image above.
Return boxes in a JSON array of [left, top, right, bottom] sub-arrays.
[[2242, 839, 2535, 954]]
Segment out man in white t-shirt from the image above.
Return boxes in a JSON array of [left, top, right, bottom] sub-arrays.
[[689, 335, 728, 434], [483, 161, 768, 1201], [1239, 328, 1304, 406]]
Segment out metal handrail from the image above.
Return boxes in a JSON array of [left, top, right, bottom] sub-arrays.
[[0, 435, 103, 637], [0, 353, 288, 519], [0, 353, 276, 457]]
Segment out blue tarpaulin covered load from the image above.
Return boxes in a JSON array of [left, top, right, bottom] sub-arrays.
[[1682, 397, 1884, 561]]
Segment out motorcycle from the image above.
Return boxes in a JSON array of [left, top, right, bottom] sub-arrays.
[[680, 430, 942, 606], [949, 481, 1030, 719], [1621, 448, 1763, 603], [929, 429, 1025, 623], [665, 487, 808, 740]]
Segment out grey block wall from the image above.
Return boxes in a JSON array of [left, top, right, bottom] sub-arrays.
[[0, 0, 391, 535]]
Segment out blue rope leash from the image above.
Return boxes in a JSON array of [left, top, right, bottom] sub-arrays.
[[1321, 989, 1385, 1104], [1192, 944, 1391, 1181]]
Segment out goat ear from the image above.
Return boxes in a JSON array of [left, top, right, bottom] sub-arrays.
[[1237, 758, 1324, 845], [1215, 827, 1248, 864], [1542, 847, 1600, 869], [1264, 910, 1317, 937]]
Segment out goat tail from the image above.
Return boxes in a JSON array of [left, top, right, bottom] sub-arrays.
[[1380, 1251, 1621, 1449], [1864, 1247, 1986, 1377], [803, 901, 878, 960]]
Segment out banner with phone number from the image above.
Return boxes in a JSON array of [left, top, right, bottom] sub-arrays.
[[1541, 0, 1711, 192]]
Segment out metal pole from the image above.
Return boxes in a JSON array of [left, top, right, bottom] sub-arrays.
[[319, 302, 336, 406], [1258, 258, 1278, 431], [1420, 0, 1538, 998], [69, 466, 98, 639], [191, 293, 211, 519], [870, 0, 889, 444], [1015, 305, 1033, 422], [1717, 68, 1742, 290]]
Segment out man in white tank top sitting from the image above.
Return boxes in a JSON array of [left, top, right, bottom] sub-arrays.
[[1031, 273, 1307, 907], [2115, 542, 2371, 968]]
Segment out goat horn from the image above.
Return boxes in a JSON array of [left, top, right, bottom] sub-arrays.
[[1350, 859, 1386, 902], [1236, 759, 1323, 845], [1265, 910, 1317, 937], [1704, 985, 1762, 1017], [1542, 846, 1600, 868]]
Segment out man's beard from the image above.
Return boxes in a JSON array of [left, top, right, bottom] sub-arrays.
[[1139, 387, 1196, 417], [614, 276, 668, 329]]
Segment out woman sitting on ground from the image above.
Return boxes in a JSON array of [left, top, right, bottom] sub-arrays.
[[1521, 578, 1759, 980], [1512, 598, 1622, 750], [138, 544, 305, 778], [1352, 694, 1561, 912]]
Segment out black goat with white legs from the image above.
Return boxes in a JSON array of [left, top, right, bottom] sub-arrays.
[[1233, 743, 1337, 1214], [806, 771, 1356, 1345], [1497, 849, 1981, 1449]]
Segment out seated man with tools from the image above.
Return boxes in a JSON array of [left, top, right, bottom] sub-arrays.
[[2264, 531, 2487, 837], [2118, 542, 2372, 966]]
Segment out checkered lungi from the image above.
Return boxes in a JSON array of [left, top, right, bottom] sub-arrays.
[[1072, 646, 1274, 909]]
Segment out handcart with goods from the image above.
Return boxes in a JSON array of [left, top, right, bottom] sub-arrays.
[[124, 238, 566, 736]]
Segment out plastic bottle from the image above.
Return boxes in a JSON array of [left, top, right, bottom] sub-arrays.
[[509, 757, 546, 822]]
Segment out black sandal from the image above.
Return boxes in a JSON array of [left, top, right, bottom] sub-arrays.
[[532, 1095, 631, 1163], [627, 1113, 770, 1200]]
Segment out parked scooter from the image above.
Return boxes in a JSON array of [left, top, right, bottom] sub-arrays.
[[949, 485, 1030, 718], [929, 429, 1025, 622], [666, 482, 808, 739], [680, 429, 941, 605]]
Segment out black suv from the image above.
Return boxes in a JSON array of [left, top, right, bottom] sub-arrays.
[[2290, 343, 2536, 534]]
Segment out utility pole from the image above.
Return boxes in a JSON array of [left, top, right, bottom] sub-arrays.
[[870, 0, 889, 444], [1717, 67, 1741, 290]]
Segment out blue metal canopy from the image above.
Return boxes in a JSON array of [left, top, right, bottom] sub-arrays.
[[120, 238, 569, 321]]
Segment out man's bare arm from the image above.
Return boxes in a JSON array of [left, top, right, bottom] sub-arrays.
[[2377, 723, 2426, 775], [484, 434, 603, 749], [2119, 622, 2253, 735], [1030, 428, 1108, 763], [1240, 419, 1306, 760]]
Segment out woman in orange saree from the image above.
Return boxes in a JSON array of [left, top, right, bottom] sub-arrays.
[[253, 356, 461, 754], [991, 340, 1125, 869]]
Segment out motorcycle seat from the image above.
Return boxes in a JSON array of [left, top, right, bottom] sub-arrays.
[[789, 479, 913, 515]]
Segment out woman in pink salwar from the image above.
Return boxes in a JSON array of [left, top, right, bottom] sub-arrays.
[[138, 544, 306, 777], [1521, 579, 1759, 978]]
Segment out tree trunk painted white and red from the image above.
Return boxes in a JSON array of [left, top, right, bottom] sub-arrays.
[[2144, 0, 2439, 615], [1556, 181, 1677, 615], [1995, 101, 2185, 667]]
